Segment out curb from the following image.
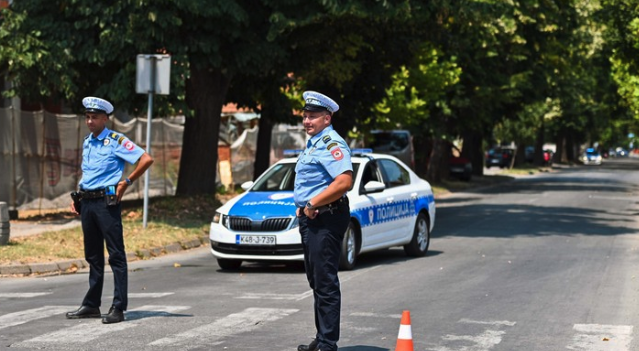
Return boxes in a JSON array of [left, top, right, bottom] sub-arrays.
[[0, 235, 209, 277]]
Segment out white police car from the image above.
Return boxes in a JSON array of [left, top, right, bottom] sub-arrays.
[[209, 149, 436, 270]]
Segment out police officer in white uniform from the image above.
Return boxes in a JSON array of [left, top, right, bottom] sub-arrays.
[[66, 97, 154, 324], [294, 91, 353, 351]]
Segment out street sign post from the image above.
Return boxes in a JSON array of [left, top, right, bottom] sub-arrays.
[[136, 54, 171, 228]]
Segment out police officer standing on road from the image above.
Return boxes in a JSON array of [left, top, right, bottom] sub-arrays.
[[66, 97, 154, 324], [294, 91, 353, 351]]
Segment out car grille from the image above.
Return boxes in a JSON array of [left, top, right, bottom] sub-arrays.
[[211, 241, 304, 256], [228, 216, 292, 232]]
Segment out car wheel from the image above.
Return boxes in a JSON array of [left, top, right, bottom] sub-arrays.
[[404, 213, 430, 257], [339, 221, 358, 270], [217, 258, 242, 270]]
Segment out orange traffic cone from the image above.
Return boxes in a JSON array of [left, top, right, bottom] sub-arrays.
[[395, 310, 414, 351]]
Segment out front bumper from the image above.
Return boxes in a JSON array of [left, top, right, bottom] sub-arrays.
[[209, 222, 304, 261]]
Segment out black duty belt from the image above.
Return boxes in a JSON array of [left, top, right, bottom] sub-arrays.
[[80, 189, 106, 199], [304, 196, 348, 215]]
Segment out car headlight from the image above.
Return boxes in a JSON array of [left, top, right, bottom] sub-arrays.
[[213, 211, 228, 228]]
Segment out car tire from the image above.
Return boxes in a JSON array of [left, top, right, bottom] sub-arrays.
[[339, 221, 358, 271], [404, 212, 430, 257], [217, 258, 242, 270]]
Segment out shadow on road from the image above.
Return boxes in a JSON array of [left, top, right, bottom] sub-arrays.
[[435, 158, 639, 239]]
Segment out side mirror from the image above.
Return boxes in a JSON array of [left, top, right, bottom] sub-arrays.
[[240, 181, 254, 191], [363, 181, 385, 194]]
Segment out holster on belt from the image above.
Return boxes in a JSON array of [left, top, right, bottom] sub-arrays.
[[317, 197, 348, 215], [70, 191, 82, 213]]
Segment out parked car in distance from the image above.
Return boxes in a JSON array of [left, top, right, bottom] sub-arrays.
[[485, 147, 515, 168], [367, 130, 415, 170], [209, 149, 436, 271], [580, 148, 602, 165], [615, 147, 629, 157], [448, 144, 472, 181]]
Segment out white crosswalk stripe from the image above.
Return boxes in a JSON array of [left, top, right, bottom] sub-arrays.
[[0, 292, 53, 298], [567, 324, 634, 351], [0, 306, 72, 330], [149, 307, 298, 347], [1, 304, 636, 350], [13, 305, 191, 347]]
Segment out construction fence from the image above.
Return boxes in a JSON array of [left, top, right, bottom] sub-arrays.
[[0, 107, 307, 212]]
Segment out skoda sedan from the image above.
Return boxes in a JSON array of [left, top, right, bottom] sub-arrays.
[[209, 149, 436, 270]]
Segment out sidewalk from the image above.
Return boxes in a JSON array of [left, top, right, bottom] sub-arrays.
[[10, 218, 82, 239], [2, 217, 209, 277]]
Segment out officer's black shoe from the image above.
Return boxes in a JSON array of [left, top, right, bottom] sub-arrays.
[[101, 306, 125, 324], [65, 306, 101, 319], [297, 338, 319, 351]]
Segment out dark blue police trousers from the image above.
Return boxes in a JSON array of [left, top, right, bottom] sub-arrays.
[[80, 198, 128, 311], [299, 202, 350, 351]]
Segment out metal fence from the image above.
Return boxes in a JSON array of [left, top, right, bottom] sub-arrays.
[[0, 107, 307, 212]]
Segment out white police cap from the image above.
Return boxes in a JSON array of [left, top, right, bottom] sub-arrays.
[[82, 96, 114, 115], [302, 91, 339, 114]]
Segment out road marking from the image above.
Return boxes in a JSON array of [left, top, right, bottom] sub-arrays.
[[0, 306, 72, 330], [350, 312, 403, 319], [425, 319, 516, 351], [567, 324, 633, 351], [237, 292, 309, 300], [123, 292, 175, 298], [458, 318, 517, 327], [14, 305, 191, 346], [0, 292, 52, 298], [149, 307, 298, 347]]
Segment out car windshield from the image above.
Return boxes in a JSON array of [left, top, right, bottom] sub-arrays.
[[250, 161, 360, 192]]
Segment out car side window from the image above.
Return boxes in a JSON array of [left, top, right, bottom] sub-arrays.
[[360, 162, 382, 191], [378, 159, 410, 188]]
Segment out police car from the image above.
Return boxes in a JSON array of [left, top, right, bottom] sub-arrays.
[[209, 149, 436, 270]]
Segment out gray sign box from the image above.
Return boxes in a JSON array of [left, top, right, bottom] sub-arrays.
[[136, 54, 171, 95]]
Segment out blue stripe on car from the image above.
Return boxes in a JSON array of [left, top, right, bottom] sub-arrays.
[[351, 195, 433, 227]]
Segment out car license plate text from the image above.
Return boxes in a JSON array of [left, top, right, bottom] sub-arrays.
[[236, 235, 276, 245]]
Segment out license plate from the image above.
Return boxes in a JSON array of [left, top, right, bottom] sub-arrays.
[[236, 235, 276, 245]]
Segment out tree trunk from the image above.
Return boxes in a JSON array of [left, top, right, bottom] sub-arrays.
[[533, 119, 545, 166], [425, 138, 447, 183], [413, 137, 431, 177], [176, 65, 231, 196], [462, 130, 484, 176], [555, 132, 568, 164], [254, 108, 273, 181]]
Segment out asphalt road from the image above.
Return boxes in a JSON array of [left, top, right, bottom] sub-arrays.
[[1, 158, 639, 351]]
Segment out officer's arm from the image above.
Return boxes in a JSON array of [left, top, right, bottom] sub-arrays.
[[116, 152, 155, 199], [310, 171, 352, 207]]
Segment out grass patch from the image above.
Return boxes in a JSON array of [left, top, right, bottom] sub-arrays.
[[1, 195, 221, 265]]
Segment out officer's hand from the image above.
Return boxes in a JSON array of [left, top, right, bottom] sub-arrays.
[[70, 201, 79, 215], [116, 181, 128, 203], [304, 207, 319, 219]]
